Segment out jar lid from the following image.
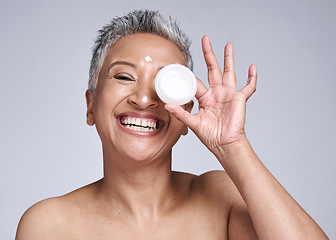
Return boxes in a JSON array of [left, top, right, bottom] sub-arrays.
[[155, 64, 197, 105]]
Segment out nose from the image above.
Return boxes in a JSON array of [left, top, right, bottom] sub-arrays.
[[127, 79, 160, 109]]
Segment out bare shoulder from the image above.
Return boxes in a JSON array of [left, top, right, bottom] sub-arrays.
[[16, 181, 99, 240], [172, 170, 237, 200], [16, 196, 69, 240], [196, 170, 258, 239], [196, 170, 238, 202], [172, 170, 239, 213]]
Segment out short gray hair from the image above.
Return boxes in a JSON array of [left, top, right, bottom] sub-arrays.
[[88, 9, 193, 92]]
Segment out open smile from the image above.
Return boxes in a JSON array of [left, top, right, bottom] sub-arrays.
[[118, 114, 165, 134], [120, 117, 157, 132]]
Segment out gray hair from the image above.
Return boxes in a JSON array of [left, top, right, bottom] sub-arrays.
[[88, 9, 193, 92]]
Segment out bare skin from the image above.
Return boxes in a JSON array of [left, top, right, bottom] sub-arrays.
[[16, 33, 328, 240]]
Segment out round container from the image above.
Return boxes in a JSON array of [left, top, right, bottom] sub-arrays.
[[155, 64, 197, 105]]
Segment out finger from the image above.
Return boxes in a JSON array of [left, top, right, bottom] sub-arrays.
[[222, 42, 236, 88], [240, 64, 257, 100], [164, 104, 198, 131], [195, 76, 208, 100], [202, 35, 223, 88]]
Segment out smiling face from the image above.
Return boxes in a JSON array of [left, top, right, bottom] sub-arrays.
[[86, 33, 192, 164]]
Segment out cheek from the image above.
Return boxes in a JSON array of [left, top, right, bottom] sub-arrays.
[[96, 84, 131, 108], [93, 87, 124, 128]]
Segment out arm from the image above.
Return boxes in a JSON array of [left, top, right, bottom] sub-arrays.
[[222, 137, 327, 239], [165, 36, 328, 239]]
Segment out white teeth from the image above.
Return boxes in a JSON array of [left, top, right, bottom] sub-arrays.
[[123, 124, 155, 132], [135, 118, 141, 126], [121, 117, 157, 131]]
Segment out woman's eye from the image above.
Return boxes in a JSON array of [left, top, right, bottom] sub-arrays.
[[114, 75, 134, 81]]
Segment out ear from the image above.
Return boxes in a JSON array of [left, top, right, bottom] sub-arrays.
[[182, 100, 194, 136], [85, 89, 95, 126]]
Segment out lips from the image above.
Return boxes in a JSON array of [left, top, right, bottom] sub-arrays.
[[118, 114, 164, 134]]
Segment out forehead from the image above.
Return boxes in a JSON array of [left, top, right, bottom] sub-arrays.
[[103, 33, 187, 66]]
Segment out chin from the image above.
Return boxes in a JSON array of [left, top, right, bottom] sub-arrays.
[[120, 144, 171, 165]]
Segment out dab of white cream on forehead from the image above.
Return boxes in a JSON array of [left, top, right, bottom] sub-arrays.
[[144, 56, 152, 62]]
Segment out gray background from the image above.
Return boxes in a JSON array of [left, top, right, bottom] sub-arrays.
[[1, 0, 335, 239]]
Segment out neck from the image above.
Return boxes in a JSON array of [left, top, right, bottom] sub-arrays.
[[97, 146, 177, 222]]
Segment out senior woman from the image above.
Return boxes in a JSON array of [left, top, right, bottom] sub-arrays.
[[16, 10, 328, 239]]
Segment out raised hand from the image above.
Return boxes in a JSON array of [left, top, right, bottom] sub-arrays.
[[165, 36, 330, 240], [165, 36, 257, 158]]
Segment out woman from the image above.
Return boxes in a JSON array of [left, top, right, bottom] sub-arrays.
[[16, 10, 328, 239]]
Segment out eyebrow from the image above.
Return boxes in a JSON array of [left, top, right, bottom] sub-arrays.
[[108, 60, 171, 72], [108, 61, 137, 71]]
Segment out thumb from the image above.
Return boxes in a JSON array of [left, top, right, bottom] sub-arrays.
[[164, 104, 198, 131]]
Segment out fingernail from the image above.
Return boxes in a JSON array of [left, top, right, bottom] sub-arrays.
[[165, 105, 174, 113]]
